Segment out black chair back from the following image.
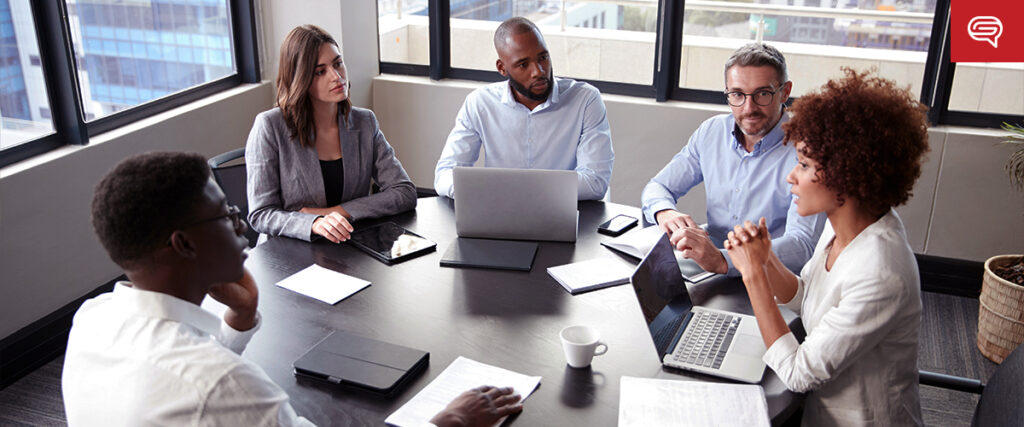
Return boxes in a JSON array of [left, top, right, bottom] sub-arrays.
[[207, 148, 258, 248], [973, 344, 1024, 426]]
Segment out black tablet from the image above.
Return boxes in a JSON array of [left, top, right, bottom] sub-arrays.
[[348, 222, 436, 265]]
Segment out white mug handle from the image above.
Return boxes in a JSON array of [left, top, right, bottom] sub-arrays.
[[593, 341, 608, 357]]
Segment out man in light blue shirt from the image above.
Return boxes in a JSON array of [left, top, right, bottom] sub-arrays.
[[433, 17, 614, 200], [641, 43, 825, 276]]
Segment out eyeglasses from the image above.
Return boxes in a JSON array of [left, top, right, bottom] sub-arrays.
[[724, 87, 781, 107], [167, 205, 244, 245]]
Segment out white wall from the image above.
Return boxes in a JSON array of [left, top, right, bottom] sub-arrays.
[[0, 83, 275, 339], [257, 0, 377, 109], [372, 75, 1024, 262]]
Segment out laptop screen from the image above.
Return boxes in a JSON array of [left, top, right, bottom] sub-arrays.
[[630, 234, 693, 324]]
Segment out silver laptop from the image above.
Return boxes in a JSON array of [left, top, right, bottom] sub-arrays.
[[630, 233, 767, 383], [453, 167, 577, 242]]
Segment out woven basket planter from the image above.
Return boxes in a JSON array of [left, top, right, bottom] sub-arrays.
[[977, 254, 1024, 363]]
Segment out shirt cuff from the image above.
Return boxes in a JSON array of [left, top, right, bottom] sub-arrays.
[[220, 311, 261, 355], [763, 330, 799, 371], [644, 201, 678, 224]]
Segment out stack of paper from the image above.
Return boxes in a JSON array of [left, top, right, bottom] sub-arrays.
[[385, 357, 541, 427], [275, 264, 370, 304], [547, 258, 634, 294], [618, 377, 770, 427]]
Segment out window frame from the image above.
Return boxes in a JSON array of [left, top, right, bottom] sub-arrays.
[[0, 0, 260, 169], [376, 0, 1022, 129]]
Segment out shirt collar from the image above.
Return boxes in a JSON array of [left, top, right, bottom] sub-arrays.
[[730, 108, 790, 154], [112, 282, 221, 337], [501, 77, 560, 110]]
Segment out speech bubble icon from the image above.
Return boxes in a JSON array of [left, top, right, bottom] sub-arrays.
[[968, 16, 1003, 48]]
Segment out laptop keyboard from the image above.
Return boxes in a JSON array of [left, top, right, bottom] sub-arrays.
[[670, 311, 740, 370]]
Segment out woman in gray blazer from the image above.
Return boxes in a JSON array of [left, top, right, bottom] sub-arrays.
[[246, 25, 416, 243]]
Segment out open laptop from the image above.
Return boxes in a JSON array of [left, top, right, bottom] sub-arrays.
[[453, 166, 577, 242], [630, 233, 767, 383]]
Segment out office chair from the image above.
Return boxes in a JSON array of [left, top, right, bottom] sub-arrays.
[[919, 344, 1024, 426], [207, 148, 259, 248]]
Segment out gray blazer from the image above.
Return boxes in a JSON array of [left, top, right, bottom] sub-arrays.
[[245, 107, 417, 241]]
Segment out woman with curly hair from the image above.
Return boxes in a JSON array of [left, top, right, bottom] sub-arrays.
[[246, 25, 416, 244], [724, 68, 929, 426]]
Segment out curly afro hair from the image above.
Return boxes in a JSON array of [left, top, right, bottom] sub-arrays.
[[783, 68, 930, 217], [91, 151, 211, 269]]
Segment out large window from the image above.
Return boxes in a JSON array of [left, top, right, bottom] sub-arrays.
[[948, 62, 1024, 116], [68, 0, 235, 120], [378, 0, 430, 66], [0, 0, 53, 152], [376, 0, 1023, 128], [445, 1, 657, 85], [0, 0, 258, 169], [678, 0, 936, 99]]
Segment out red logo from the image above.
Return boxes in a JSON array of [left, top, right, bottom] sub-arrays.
[[951, 0, 1024, 62]]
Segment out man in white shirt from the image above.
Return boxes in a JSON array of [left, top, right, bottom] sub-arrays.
[[63, 151, 523, 426], [433, 17, 614, 200]]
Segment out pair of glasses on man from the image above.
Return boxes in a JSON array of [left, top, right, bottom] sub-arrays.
[[723, 86, 781, 107], [167, 205, 244, 245]]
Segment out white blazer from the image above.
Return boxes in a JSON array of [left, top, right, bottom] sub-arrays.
[[764, 210, 923, 426]]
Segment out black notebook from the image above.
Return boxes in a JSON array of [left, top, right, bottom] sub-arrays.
[[439, 238, 538, 271], [293, 330, 429, 396]]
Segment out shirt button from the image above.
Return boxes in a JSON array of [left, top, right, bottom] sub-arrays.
[[734, 188, 740, 193], [733, 216, 738, 220]]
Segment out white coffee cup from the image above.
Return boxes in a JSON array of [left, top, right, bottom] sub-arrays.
[[560, 325, 608, 368]]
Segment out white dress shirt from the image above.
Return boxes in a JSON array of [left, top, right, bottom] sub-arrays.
[[764, 210, 923, 426], [62, 283, 314, 426], [433, 77, 614, 200]]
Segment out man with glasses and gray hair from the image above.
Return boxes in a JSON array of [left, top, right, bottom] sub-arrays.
[[640, 43, 825, 276]]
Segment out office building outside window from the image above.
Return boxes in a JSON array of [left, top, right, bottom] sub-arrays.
[[447, 0, 657, 85], [66, 0, 235, 120], [679, 0, 937, 98], [0, 0, 54, 151], [379, 0, 430, 66]]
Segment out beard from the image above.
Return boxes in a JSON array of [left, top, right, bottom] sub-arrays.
[[737, 112, 770, 136], [509, 73, 553, 102]]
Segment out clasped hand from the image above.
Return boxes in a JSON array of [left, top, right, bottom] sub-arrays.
[[310, 211, 353, 243], [723, 217, 772, 277]]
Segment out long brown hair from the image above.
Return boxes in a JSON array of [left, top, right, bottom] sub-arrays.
[[276, 25, 352, 148]]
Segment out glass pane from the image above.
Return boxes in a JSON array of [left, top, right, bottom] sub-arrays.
[[66, 0, 235, 121], [680, 0, 936, 99], [0, 0, 55, 151], [948, 62, 1024, 116], [449, 1, 657, 85], [378, 0, 430, 66]]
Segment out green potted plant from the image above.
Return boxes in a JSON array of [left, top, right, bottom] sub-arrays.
[[977, 122, 1024, 363]]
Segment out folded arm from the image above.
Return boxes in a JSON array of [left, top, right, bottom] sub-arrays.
[[339, 112, 417, 219], [245, 115, 320, 241]]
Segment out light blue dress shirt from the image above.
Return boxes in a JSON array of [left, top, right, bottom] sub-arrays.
[[434, 77, 614, 200], [641, 112, 825, 276]]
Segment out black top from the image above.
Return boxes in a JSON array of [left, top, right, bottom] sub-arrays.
[[319, 158, 344, 206]]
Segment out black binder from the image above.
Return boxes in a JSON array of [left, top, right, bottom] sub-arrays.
[[439, 238, 539, 271], [293, 330, 428, 396]]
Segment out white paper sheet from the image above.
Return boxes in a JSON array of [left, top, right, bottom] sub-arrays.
[[275, 264, 370, 304], [385, 356, 542, 427], [618, 377, 770, 427]]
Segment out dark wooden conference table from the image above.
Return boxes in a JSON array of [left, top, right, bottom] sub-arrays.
[[239, 197, 803, 426]]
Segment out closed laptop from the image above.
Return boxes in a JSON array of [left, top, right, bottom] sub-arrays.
[[453, 167, 578, 242]]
